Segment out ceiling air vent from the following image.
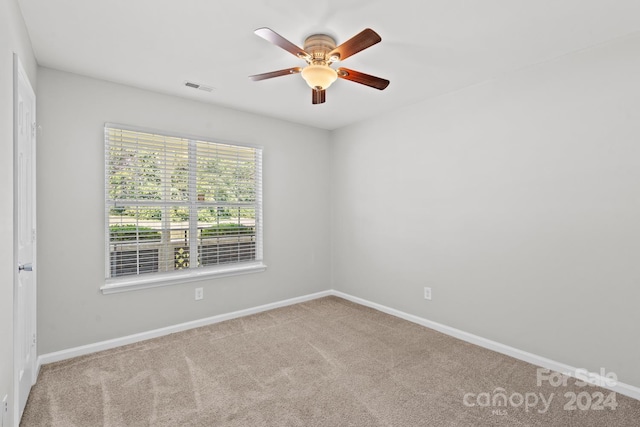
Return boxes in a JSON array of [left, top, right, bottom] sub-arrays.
[[184, 81, 215, 92]]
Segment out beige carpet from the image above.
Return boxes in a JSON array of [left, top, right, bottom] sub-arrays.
[[21, 296, 640, 426]]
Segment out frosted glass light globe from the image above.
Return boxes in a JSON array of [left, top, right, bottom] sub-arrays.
[[301, 65, 338, 90]]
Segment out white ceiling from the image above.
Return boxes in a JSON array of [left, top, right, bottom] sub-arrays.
[[17, 0, 640, 130]]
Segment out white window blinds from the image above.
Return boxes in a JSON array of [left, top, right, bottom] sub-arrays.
[[105, 124, 262, 281]]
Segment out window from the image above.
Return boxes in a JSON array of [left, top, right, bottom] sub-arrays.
[[103, 124, 264, 293]]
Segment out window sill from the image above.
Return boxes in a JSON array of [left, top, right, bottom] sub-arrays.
[[101, 262, 267, 294]]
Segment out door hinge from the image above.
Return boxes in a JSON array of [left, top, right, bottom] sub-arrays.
[[32, 333, 37, 345], [31, 122, 36, 137], [2, 395, 8, 427]]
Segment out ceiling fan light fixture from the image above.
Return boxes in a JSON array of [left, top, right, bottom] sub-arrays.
[[301, 64, 338, 90], [250, 27, 388, 104]]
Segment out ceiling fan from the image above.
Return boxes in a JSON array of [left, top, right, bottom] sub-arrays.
[[249, 27, 390, 104]]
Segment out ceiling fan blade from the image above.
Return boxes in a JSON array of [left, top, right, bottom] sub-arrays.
[[328, 28, 381, 62], [249, 67, 303, 81], [337, 68, 389, 90], [254, 28, 311, 60], [312, 88, 326, 104]]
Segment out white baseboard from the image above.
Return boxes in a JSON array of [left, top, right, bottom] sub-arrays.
[[37, 288, 640, 402], [332, 290, 640, 402], [36, 290, 331, 369]]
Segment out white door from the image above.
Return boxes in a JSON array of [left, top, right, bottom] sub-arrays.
[[14, 54, 37, 421]]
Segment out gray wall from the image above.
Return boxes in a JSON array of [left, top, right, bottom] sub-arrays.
[[331, 33, 640, 388], [36, 68, 331, 354], [0, 0, 37, 423]]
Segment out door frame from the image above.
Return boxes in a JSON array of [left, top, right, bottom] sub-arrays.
[[13, 53, 37, 426]]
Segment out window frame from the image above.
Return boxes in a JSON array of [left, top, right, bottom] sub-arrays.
[[101, 123, 266, 294]]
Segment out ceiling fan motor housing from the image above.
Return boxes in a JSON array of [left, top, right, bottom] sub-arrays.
[[304, 34, 337, 64]]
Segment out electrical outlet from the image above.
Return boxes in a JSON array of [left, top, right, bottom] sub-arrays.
[[424, 287, 432, 300], [195, 287, 204, 301], [2, 395, 8, 427]]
